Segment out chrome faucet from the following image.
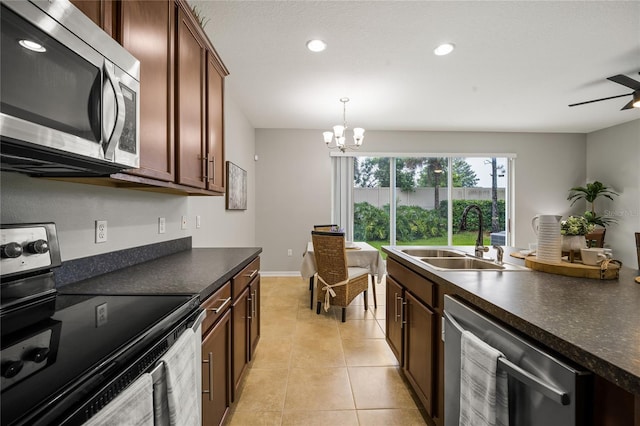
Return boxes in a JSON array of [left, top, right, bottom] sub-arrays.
[[493, 245, 504, 265], [459, 204, 489, 258]]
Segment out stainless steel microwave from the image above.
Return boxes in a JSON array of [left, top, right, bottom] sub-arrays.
[[0, 0, 140, 176]]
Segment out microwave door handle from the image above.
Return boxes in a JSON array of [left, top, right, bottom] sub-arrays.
[[102, 62, 126, 161]]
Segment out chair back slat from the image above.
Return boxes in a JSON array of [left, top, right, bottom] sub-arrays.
[[311, 231, 348, 284], [313, 224, 338, 232]]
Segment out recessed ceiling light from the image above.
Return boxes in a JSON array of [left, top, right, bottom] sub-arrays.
[[306, 39, 327, 53], [434, 43, 455, 56], [19, 39, 46, 52]]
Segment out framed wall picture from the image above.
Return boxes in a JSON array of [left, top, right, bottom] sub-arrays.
[[226, 161, 247, 210]]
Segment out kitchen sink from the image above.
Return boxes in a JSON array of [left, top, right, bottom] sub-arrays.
[[418, 257, 530, 271], [400, 248, 466, 257]]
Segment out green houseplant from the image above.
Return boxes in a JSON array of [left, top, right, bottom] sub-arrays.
[[567, 181, 619, 227]]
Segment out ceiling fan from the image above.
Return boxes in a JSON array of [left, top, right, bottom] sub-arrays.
[[569, 73, 640, 110]]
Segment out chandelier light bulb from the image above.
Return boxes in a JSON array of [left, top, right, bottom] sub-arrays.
[[322, 98, 364, 152]]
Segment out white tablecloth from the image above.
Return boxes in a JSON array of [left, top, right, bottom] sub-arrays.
[[300, 241, 386, 283]]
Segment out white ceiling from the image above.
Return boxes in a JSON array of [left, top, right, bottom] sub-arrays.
[[192, 0, 640, 134]]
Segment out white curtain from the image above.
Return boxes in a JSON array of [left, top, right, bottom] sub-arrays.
[[331, 156, 354, 241]]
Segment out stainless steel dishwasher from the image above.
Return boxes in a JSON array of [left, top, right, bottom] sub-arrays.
[[443, 295, 592, 426]]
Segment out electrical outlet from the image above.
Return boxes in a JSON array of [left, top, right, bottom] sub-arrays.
[[287, 249, 293, 256], [196, 215, 201, 229], [158, 217, 166, 234], [181, 216, 188, 230], [96, 303, 108, 327], [95, 220, 107, 243]]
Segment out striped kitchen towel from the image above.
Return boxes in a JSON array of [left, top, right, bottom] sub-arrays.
[[459, 330, 509, 426]]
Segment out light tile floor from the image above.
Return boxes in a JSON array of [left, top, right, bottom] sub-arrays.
[[225, 276, 428, 426]]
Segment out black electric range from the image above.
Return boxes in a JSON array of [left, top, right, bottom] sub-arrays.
[[0, 224, 201, 425]]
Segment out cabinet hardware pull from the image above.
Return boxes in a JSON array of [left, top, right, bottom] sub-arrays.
[[245, 269, 258, 279], [247, 295, 252, 320], [199, 155, 208, 181], [401, 299, 407, 328], [394, 293, 400, 323], [201, 352, 214, 401], [207, 297, 231, 314], [252, 290, 257, 317], [208, 157, 215, 182]]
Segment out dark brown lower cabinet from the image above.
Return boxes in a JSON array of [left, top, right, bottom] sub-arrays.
[[201, 309, 231, 426], [403, 291, 435, 416], [249, 278, 260, 357], [385, 276, 403, 363], [386, 258, 436, 420], [232, 286, 249, 398]]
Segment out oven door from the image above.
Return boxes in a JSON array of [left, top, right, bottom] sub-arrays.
[[0, 0, 139, 173]]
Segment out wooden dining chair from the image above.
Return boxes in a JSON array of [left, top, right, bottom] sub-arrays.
[[311, 231, 369, 322], [585, 228, 606, 248]]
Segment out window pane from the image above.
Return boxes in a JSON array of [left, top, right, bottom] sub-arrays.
[[451, 157, 508, 246], [394, 157, 449, 246], [353, 157, 390, 250]]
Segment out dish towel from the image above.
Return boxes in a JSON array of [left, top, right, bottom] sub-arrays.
[[459, 330, 509, 426], [84, 373, 153, 426], [156, 328, 201, 426]]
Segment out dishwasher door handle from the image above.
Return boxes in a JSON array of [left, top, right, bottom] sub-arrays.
[[443, 310, 570, 406]]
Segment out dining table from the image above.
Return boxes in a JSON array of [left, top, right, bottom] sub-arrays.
[[300, 241, 387, 309]]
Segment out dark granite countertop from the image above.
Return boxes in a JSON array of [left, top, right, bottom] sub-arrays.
[[58, 247, 262, 301], [383, 245, 640, 396]]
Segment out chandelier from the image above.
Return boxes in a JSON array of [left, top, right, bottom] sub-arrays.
[[322, 97, 365, 152]]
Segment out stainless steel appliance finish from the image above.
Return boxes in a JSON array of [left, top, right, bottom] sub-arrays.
[[1, 223, 62, 334], [0, 0, 140, 176], [443, 295, 591, 426]]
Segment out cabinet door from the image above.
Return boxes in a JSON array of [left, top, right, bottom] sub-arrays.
[[120, 1, 175, 181], [202, 310, 231, 426], [248, 277, 260, 359], [385, 276, 403, 364], [231, 287, 249, 400], [206, 52, 224, 192], [176, 6, 206, 189], [404, 291, 435, 416]]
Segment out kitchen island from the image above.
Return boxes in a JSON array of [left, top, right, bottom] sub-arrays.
[[383, 245, 640, 426]]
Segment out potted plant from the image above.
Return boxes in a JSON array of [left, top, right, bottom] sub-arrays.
[[567, 180, 619, 227], [560, 215, 595, 261]]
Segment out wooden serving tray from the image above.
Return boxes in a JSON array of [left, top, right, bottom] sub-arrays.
[[511, 252, 619, 280]]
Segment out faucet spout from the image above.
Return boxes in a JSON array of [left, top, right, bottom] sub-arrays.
[[460, 204, 489, 258]]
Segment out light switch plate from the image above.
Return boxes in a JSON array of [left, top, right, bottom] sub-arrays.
[[181, 216, 188, 230], [158, 217, 166, 234]]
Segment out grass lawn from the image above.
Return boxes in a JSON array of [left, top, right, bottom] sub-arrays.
[[365, 231, 492, 258]]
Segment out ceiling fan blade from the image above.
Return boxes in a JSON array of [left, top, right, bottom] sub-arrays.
[[621, 99, 635, 110], [568, 92, 633, 107], [607, 74, 640, 90]]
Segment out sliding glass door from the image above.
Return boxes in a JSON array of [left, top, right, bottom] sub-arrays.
[[351, 155, 512, 248]]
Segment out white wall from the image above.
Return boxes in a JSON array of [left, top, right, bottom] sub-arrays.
[[586, 119, 640, 267], [0, 94, 257, 261], [255, 129, 587, 272]]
